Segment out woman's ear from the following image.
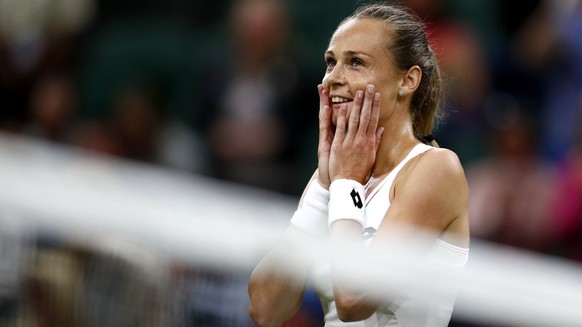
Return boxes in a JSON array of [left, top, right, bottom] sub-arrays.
[[398, 65, 422, 96]]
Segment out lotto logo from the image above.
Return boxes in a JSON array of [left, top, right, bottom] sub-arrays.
[[350, 189, 363, 209]]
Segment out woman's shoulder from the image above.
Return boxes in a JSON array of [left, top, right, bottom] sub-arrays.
[[422, 147, 465, 176], [386, 146, 469, 239], [398, 146, 467, 195]]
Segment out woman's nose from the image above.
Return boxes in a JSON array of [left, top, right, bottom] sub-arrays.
[[323, 65, 346, 89]]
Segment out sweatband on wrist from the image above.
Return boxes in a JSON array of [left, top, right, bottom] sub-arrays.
[[290, 180, 329, 236], [328, 179, 366, 229]]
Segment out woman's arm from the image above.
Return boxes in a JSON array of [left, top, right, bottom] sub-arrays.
[[248, 226, 310, 327], [249, 170, 327, 327], [331, 149, 469, 322]]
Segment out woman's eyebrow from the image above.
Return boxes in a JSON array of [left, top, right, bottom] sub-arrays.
[[325, 50, 374, 58], [343, 50, 373, 58]]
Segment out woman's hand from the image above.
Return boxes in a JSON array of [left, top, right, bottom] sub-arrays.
[[329, 84, 383, 184], [317, 84, 333, 189]]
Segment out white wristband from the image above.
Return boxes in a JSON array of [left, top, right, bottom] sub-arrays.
[[328, 179, 365, 229], [290, 180, 329, 236]]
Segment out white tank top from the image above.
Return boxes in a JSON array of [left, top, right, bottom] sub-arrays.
[[312, 143, 469, 327]]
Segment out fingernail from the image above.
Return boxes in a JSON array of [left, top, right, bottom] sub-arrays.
[[357, 91, 363, 99], [341, 103, 347, 110], [374, 92, 380, 101], [367, 85, 374, 93]]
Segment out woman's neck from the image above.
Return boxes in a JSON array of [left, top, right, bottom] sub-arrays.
[[371, 119, 419, 178]]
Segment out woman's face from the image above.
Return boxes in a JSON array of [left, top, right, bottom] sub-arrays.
[[323, 18, 400, 126]]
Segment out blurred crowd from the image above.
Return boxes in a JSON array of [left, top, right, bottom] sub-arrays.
[[1, 0, 582, 326]]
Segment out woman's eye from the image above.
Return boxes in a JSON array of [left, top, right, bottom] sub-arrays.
[[326, 59, 336, 69], [351, 58, 364, 66]]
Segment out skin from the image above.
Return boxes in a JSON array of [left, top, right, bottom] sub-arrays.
[[248, 17, 470, 326]]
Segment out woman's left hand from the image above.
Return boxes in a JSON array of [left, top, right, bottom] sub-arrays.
[[329, 84, 383, 184]]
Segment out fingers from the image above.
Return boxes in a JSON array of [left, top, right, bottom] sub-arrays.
[[346, 90, 362, 139], [318, 84, 331, 149], [319, 104, 331, 139], [319, 103, 332, 155], [355, 85, 375, 138], [350, 84, 380, 140], [317, 85, 332, 188], [368, 91, 381, 138], [318, 84, 330, 120], [323, 83, 381, 146], [334, 103, 348, 141]]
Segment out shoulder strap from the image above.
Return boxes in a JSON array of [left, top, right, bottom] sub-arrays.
[[366, 143, 433, 204]]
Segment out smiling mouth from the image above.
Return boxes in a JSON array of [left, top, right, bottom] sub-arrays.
[[330, 96, 353, 105]]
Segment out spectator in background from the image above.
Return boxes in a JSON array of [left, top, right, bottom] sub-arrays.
[[503, 0, 582, 262], [187, 0, 322, 327], [106, 82, 207, 172], [69, 119, 123, 157], [467, 98, 556, 252], [110, 84, 165, 163], [404, 0, 492, 165], [4, 237, 179, 327], [546, 113, 582, 262], [198, 0, 311, 195], [0, 0, 95, 132], [512, 0, 582, 163], [25, 72, 77, 142], [433, 25, 492, 166], [189, 1, 324, 326]]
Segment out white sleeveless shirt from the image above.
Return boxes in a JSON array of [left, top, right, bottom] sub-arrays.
[[312, 143, 469, 327]]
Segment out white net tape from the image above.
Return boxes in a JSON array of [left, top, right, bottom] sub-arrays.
[[0, 132, 581, 326]]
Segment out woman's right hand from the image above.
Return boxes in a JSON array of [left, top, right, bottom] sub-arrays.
[[317, 84, 333, 189]]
